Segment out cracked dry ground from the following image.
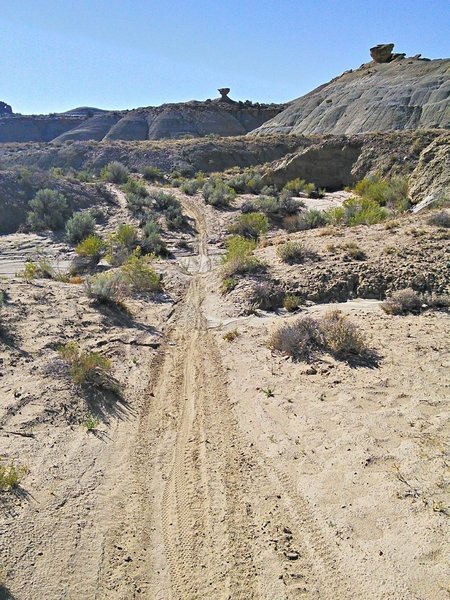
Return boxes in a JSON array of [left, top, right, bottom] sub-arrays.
[[1, 195, 448, 600]]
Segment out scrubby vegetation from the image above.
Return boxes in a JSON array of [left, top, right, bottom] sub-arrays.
[[277, 241, 310, 264], [141, 219, 167, 256], [27, 188, 70, 231], [428, 211, 450, 228], [227, 169, 263, 194], [229, 212, 269, 240], [381, 288, 422, 315], [65, 211, 96, 244], [58, 342, 114, 388], [18, 256, 54, 280], [283, 294, 301, 312], [0, 458, 28, 491], [101, 161, 129, 184], [121, 250, 161, 292], [75, 235, 106, 261], [142, 165, 163, 181], [269, 310, 368, 361], [203, 177, 236, 207], [85, 271, 128, 305]]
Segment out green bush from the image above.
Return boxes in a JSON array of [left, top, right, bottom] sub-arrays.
[[203, 177, 236, 207], [283, 294, 301, 312], [228, 169, 263, 194], [142, 166, 163, 181], [221, 236, 263, 280], [27, 189, 70, 231], [123, 178, 148, 198], [121, 249, 161, 292], [181, 178, 203, 195], [101, 161, 129, 184], [75, 235, 105, 260], [283, 178, 307, 196], [85, 271, 128, 305], [283, 209, 327, 231], [65, 211, 96, 244], [229, 212, 269, 240], [18, 256, 54, 280], [353, 175, 409, 212], [141, 219, 167, 256]]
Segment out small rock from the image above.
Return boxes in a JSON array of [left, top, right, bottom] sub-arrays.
[[283, 526, 292, 534], [285, 551, 299, 561]]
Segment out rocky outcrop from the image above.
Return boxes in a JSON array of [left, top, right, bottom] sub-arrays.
[[409, 132, 450, 201], [370, 43, 394, 63], [0, 101, 12, 116], [251, 51, 450, 136], [0, 97, 285, 143]]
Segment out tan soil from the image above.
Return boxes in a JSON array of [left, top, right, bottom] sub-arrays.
[[0, 189, 449, 600]]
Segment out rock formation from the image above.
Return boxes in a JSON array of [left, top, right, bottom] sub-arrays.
[[251, 49, 450, 136], [370, 43, 394, 63], [0, 101, 13, 116], [0, 96, 285, 143]]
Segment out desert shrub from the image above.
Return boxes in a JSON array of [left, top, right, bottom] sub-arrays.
[[65, 211, 96, 244], [85, 271, 128, 305], [269, 317, 324, 360], [105, 224, 138, 266], [283, 178, 307, 196], [354, 175, 409, 210], [277, 242, 309, 264], [222, 236, 263, 280], [381, 288, 422, 315], [250, 282, 284, 311], [101, 161, 129, 184], [321, 310, 366, 356], [142, 165, 163, 181], [27, 189, 70, 231], [228, 170, 263, 194], [141, 219, 167, 256], [223, 329, 239, 342], [203, 177, 236, 207], [256, 193, 303, 220], [241, 200, 257, 213], [0, 458, 28, 491], [325, 206, 346, 225], [229, 212, 269, 240], [123, 178, 148, 198], [148, 189, 179, 211], [344, 197, 389, 226], [75, 169, 95, 183], [165, 205, 186, 229], [428, 211, 450, 228], [284, 209, 327, 231], [18, 256, 54, 280], [181, 178, 203, 195], [75, 235, 105, 261], [58, 341, 113, 387], [283, 294, 301, 312], [121, 249, 161, 292]]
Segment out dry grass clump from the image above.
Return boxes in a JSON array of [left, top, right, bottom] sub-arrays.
[[381, 288, 422, 315], [277, 241, 309, 264], [269, 316, 324, 361], [85, 271, 128, 306], [223, 329, 239, 342], [283, 294, 301, 312], [320, 310, 366, 356], [269, 310, 368, 361]]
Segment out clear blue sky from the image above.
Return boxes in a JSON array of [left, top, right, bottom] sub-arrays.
[[2, 0, 449, 114]]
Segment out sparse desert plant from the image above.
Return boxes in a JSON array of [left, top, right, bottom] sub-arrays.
[[283, 178, 307, 196], [123, 178, 148, 198], [26, 188, 70, 231], [284, 209, 327, 231], [141, 219, 167, 256], [250, 281, 284, 311], [181, 178, 203, 195], [381, 288, 422, 315], [261, 387, 275, 398], [203, 177, 236, 207], [105, 223, 139, 265], [223, 329, 239, 342], [321, 310, 367, 356], [339, 241, 366, 260], [58, 342, 113, 387], [101, 161, 129, 184], [221, 236, 264, 280], [75, 235, 106, 261], [0, 458, 28, 491], [142, 165, 163, 181], [120, 249, 161, 292], [427, 211, 450, 228], [228, 169, 263, 194], [269, 317, 324, 361], [85, 271, 128, 305], [65, 211, 96, 244], [18, 256, 54, 280], [229, 212, 269, 240], [221, 276, 238, 293], [277, 242, 309, 264], [83, 413, 100, 432], [283, 294, 301, 312]]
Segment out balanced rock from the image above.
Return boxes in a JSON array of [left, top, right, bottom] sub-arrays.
[[370, 43, 395, 63], [218, 88, 231, 99]]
